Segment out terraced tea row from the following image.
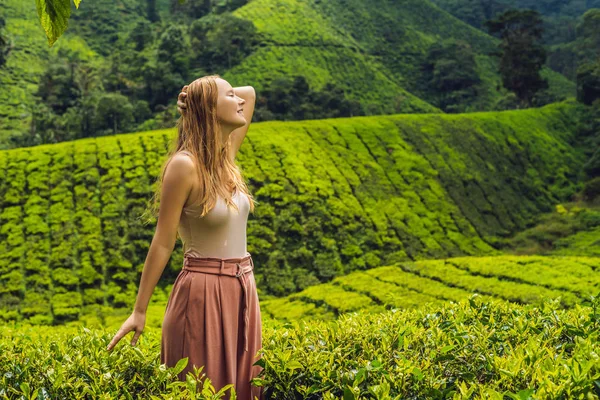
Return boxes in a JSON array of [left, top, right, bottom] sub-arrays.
[[260, 255, 600, 322], [0, 100, 589, 324]]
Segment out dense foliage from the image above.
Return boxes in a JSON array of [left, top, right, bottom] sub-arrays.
[[260, 254, 600, 322], [0, 16, 10, 67], [499, 203, 600, 256], [428, 0, 600, 46], [420, 39, 482, 112], [484, 9, 549, 108], [1, 295, 599, 398], [0, 0, 580, 148], [0, 99, 591, 324]]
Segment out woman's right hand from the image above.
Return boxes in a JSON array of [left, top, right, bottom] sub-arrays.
[[177, 85, 189, 115], [106, 311, 146, 352]]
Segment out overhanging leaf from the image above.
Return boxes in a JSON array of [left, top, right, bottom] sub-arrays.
[[35, 0, 72, 47]]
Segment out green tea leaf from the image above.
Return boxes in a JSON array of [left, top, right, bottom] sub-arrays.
[[173, 357, 188, 375], [441, 344, 456, 354]]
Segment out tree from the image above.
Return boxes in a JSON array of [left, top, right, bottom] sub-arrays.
[[94, 93, 134, 135], [0, 16, 12, 67], [147, 0, 159, 23], [577, 61, 600, 106], [134, 24, 192, 110], [253, 75, 363, 122], [576, 9, 600, 64], [36, 57, 81, 115], [484, 9, 549, 108], [190, 13, 259, 71], [170, 0, 211, 20], [422, 39, 481, 112], [129, 20, 154, 52], [158, 24, 191, 80]]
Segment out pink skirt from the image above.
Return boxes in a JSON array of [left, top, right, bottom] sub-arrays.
[[161, 251, 264, 400]]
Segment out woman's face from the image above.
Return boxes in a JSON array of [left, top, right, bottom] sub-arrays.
[[216, 78, 246, 132]]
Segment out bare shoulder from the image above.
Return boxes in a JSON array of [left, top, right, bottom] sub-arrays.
[[163, 153, 197, 188]]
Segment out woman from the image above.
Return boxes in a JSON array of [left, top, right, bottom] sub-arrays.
[[106, 75, 264, 400]]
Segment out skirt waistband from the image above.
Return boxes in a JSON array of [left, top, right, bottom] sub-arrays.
[[183, 251, 253, 276]]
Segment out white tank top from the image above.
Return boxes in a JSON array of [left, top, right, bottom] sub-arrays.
[[176, 151, 250, 259]]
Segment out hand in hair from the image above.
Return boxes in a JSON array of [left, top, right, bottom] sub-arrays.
[[177, 85, 189, 114]]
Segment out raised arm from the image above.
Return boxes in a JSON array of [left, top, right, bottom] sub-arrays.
[[176, 85, 256, 161]]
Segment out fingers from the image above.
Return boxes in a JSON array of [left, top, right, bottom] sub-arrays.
[[177, 87, 188, 115], [106, 328, 128, 351], [106, 334, 120, 351], [177, 98, 187, 114], [131, 330, 142, 346]]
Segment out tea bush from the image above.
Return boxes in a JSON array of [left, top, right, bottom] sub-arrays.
[[1, 293, 599, 399]]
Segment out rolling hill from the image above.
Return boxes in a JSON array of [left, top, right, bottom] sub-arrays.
[[0, 98, 591, 325], [258, 254, 600, 323], [0, 0, 577, 148], [228, 0, 575, 112]]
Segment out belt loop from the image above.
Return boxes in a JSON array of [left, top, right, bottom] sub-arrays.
[[220, 259, 225, 275]]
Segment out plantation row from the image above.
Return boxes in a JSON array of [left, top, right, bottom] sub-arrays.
[[0, 101, 588, 324], [0, 131, 177, 325], [1, 295, 598, 398], [260, 255, 600, 322], [548, 224, 600, 257]]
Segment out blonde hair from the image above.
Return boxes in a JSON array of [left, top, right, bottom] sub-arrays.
[[141, 74, 257, 226]]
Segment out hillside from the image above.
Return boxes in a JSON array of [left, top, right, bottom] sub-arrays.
[[0, 0, 437, 148], [0, 98, 590, 325], [0, 0, 51, 144], [229, 0, 575, 112], [426, 1, 600, 82], [428, 0, 599, 46], [258, 255, 600, 323], [0, 0, 577, 148]]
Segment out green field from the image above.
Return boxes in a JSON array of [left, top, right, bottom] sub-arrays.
[[1, 294, 598, 398], [1, 0, 599, 397], [1, 99, 593, 325], [260, 255, 600, 323]]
